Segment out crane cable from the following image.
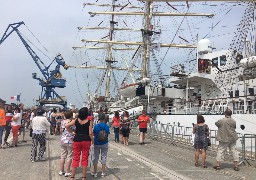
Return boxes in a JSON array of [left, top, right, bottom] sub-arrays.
[[24, 25, 53, 62]]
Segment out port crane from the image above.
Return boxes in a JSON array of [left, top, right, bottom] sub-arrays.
[[0, 22, 69, 108]]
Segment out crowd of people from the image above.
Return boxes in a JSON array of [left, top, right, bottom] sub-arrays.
[[0, 101, 151, 179], [0, 100, 241, 180], [0, 102, 30, 148]]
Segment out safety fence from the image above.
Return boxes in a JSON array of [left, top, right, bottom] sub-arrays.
[[144, 121, 256, 162]]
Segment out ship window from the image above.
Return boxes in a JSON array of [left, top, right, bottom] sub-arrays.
[[220, 55, 227, 66], [212, 57, 218, 67], [198, 59, 210, 72]]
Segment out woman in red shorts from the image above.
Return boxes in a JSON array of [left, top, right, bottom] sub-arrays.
[[66, 107, 93, 180], [11, 104, 24, 147]]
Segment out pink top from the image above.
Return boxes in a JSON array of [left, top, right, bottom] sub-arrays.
[[112, 116, 120, 127]]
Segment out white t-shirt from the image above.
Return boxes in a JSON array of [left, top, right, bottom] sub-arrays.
[[30, 112, 34, 121], [32, 116, 51, 134], [11, 111, 22, 126]]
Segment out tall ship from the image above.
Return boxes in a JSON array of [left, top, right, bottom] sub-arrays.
[[72, 0, 256, 134]]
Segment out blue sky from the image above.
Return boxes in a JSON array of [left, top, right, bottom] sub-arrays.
[[0, 0, 84, 108], [0, 0, 248, 109]]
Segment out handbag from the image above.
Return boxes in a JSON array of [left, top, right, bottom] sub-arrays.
[[207, 138, 211, 146]]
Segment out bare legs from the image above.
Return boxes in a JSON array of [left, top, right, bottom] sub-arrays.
[[60, 158, 65, 173], [82, 165, 87, 179], [71, 167, 77, 179], [120, 134, 123, 143], [60, 158, 72, 174], [195, 148, 207, 167], [215, 161, 239, 169], [66, 159, 72, 173], [102, 164, 106, 174], [139, 132, 145, 144], [195, 148, 200, 163], [123, 137, 128, 145], [93, 164, 106, 174]]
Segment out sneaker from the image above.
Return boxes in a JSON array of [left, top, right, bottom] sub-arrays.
[[101, 172, 106, 177], [64, 172, 72, 177], [59, 171, 65, 176], [91, 172, 97, 178], [4, 142, 10, 147]]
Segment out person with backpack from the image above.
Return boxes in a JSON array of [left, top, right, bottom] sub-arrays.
[[121, 111, 131, 146], [112, 111, 121, 143], [91, 113, 110, 177]]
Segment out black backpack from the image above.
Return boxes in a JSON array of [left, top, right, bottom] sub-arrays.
[[98, 124, 108, 142]]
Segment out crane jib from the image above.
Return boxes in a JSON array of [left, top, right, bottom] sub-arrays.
[[0, 22, 68, 109]]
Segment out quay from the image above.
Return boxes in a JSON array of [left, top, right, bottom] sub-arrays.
[[1, 126, 256, 180]]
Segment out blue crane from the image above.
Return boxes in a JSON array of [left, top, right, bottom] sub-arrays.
[[0, 22, 69, 108]]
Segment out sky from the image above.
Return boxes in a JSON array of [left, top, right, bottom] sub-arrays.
[[0, 0, 248, 109], [0, 0, 84, 108]]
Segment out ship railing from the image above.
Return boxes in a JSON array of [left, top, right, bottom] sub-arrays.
[[147, 122, 256, 161]]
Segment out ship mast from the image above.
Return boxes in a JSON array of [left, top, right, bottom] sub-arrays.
[[142, 2, 152, 78], [72, 1, 215, 103], [105, 0, 116, 98]]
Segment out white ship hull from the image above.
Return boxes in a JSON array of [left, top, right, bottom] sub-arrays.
[[156, 114, 256, 135], [118, 83, 139, 97]]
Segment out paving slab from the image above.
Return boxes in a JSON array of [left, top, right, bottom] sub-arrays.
[[1, 129, 256, 180]]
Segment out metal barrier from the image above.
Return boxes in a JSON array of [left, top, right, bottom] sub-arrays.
[[147, 122, 256, 162]]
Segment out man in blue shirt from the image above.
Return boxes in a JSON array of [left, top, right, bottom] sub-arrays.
[[91, 113, 110, 178]]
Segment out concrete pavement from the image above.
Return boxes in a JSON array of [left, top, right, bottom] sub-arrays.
[[1, 129, 256, 180]]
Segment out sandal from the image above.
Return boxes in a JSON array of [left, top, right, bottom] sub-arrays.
[[82, 177, 86, 180], [234, 166, 239, 171], [213, 166, 221, 170], [202, 163, 207, 168], [70, 177, 74, 180], [195, 162, 198, 167]]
